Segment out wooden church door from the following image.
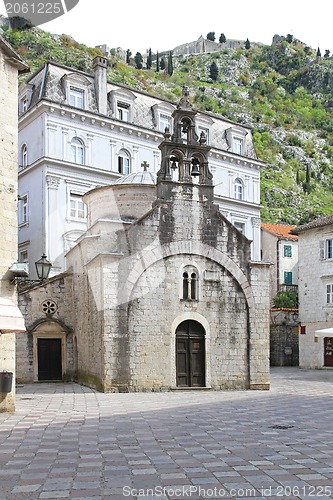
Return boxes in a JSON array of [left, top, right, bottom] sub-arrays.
[[176, 320, 205, 387], [38, 338, 62, 381]]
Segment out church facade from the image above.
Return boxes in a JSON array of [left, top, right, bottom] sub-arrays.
[[17, 89, 270, 391]]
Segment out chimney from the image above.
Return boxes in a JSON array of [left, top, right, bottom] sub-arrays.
[[93, 56, 108, 115]]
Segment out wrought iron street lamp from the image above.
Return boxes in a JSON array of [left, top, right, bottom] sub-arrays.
[[35, 254, 52, 280]]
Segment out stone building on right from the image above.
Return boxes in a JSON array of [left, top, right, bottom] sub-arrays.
[[291, 215, 333, 368]]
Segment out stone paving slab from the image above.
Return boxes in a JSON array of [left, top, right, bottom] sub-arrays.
[[0, 368, 333, 499]]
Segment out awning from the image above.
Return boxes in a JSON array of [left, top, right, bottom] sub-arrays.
[[315, 328, 333, 338], [0, 298, 26, 333]]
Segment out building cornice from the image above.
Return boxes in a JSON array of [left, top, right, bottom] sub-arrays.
[[18, 155, 123, 182], [19, 99, 162, 143], [19, 100, 263, 170], [214, 193, 261, 210]]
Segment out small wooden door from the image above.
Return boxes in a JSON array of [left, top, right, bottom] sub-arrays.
[[176, 320, 205, 387], [324, 337, 333, 367], [38, 338, 62, 381]]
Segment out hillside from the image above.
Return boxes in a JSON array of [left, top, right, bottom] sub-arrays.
[[2, 21, 333, 225]]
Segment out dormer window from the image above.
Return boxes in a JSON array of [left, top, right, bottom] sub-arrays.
[[18, 82, 33, 115], [62, 73, 90, 110], [117, 102, 130, 122], [69, 87, 84, 109], [152, 102, 175, 133], [196, 113, 213, 145], [226, 126, 248, 156], [159, 113, 171, 133], [22, 97, 28, 113], [233, 137, 243, 155], [109, 88, 136, 122]]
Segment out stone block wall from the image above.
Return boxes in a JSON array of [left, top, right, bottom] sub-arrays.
[[0, 45, 20, 412]]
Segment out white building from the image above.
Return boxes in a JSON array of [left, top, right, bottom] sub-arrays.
[[261, 223, 298, 303], [292, 215, 333, 368], [18, 57, 264, 278]]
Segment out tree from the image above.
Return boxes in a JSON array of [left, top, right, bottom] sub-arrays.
[[206, 32, 215, 42], [286, 33, 293, 43], [126, 49, 131, 65], [209, 61, 219, 81], [167, 51, 173, 76], [273, 291, 298, 309], [156, 51, 160, 72], [324, 49, 330, 59], [219, 33, 226, 44], [317, 47, 321, 57], [134, 52, 143, 69], [160, 57, 166, 70], [303, 165, 311, 194], [245, 38, 251, 50], [146, 48, 152, 69]]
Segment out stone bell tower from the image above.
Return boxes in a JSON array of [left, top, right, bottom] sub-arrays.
[[156, 86, 214, 203]]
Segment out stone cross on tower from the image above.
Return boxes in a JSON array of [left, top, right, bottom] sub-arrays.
[[141, 161, 149, 171]]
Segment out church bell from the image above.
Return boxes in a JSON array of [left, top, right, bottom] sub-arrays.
[[191, 159, 200, 177]]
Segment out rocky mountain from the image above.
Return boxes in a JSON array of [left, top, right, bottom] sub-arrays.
[[2, 20, 333, 225]]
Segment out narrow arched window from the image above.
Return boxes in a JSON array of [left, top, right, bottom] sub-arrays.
[[234, 178, 244, 200], [191, 272, 197, 300], [118, 149, 130, 174], [71, 138, 84, 164], [181, 266, 199, 300], [183, 272, 189, 299], [21, 144, 28, 167]]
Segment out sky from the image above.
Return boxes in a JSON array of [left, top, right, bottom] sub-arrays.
[[1, 0, 333, 54]]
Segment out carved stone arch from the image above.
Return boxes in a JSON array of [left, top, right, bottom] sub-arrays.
[[27, 318, 72, 335], [124, 240, 255, 314]]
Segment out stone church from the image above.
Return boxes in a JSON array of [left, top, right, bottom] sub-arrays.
[[17, 88, 270, 391]]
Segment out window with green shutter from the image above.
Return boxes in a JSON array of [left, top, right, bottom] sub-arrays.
[[284, 245, 292, 257], [284, 271, 292, 285]]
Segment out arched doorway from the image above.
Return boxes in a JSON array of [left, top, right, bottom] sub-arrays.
[[31, 321, 69, 382], [176, 320, 205, 387]]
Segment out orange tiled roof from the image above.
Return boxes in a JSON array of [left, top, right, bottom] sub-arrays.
[[261, 223, 298, 239]]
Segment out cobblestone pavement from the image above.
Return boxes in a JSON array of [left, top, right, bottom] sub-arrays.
[[0, 368, 333, 500]]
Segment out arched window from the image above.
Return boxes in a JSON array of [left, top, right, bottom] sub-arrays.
[[182, 266, 198, 300], [234, 178, 244, 200], [71, 138, 84, 164], [21, 144, 28, 167], [118, 149, 130, 174]]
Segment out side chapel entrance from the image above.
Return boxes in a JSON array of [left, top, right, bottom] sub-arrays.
[[176, 320, 205, 387], [31, 321, 68, 382], [38, 338, 62, 381]]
